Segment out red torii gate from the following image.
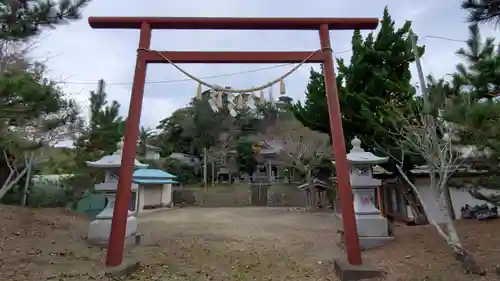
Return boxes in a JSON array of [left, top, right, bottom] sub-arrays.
[[88, 16, 378, 268]]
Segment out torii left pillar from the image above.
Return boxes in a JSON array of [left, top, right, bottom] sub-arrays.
[[88, 16, 378, 269]]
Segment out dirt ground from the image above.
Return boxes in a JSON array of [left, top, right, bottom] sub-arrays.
[[365, 219, 500, 281], [2, 205, 500, 281], [0, 205, 342, 281], [130, 207, 342, 280]]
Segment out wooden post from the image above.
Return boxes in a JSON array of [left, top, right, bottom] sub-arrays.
[[211, 161, 215, 187], [377, 186, 385, 216], [106, 22, 151, 267], [268, 160, 272, 183], [203, 147, 208, 192], [319, 24, 362, 265]]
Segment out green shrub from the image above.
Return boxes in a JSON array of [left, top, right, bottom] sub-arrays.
[[26, 182, 72, 208], [0, 184, 22, 205], [162, 158, 200, 185]]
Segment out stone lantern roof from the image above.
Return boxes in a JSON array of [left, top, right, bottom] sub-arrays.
[[86, 139, 149, 169], [346, 137, 389, 165]]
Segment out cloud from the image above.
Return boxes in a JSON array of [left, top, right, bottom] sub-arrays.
[[32, 0, 494, 132]]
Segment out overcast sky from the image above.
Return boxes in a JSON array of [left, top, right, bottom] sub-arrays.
[[32, 0, 497, 133]]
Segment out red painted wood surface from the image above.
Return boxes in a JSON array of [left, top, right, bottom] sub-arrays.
[[89, 17, 378, 30], [143, 51, 324, 64]]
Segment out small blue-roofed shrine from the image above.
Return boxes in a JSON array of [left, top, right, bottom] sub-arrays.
[[132, 168, 177, 212]]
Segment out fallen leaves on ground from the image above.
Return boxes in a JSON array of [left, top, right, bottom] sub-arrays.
[[3, 205, 500, 281], [365, 219, 500, 281], [0, 206, 340, 281], [0, 205, 115, 281]]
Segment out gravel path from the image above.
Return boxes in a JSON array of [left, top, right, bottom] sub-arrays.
[[132, 207, 344, 280]]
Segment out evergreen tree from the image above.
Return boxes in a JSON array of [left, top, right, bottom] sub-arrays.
[[292, 69, 330, 134], [0, 0, 90, 201], [236, 138, 257, 178], [74, 79, 124, 164], [461, 0, 500, 27], [155, 107, 197, 156], [0, 0, 91, 40], [292, 8, 422, 170], [155, 90, 280, 158], [292, 8, 429, 222], [455, 24, 499, 100], [448, 99, 500, 205], [444, 25, 500, 205], [137, 126, 153, 158]]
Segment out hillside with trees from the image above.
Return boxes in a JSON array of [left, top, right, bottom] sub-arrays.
[[0, 0, 90, 205]]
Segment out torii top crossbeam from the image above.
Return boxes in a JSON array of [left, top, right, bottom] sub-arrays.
[[88, 16, 378, 30], [88, 17, 378, 64]]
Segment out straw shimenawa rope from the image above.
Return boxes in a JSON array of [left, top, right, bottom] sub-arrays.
[[137, 48, 321, 93]]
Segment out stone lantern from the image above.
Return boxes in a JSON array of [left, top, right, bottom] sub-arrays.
[[85, 140, 148, 245], [337, 137, 393, 249]]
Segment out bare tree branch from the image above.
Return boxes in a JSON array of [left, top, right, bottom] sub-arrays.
[[256, 120, 332, 210], [383, 98, 481, 273]]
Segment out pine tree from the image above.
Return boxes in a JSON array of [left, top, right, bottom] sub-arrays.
[[292, 7, 421, 167], [292, 8, 428, 222], [0, 0, 91, 40], [292, 68, 330, 134], [455, 24, 499, 100], [444, 25, 500, 205], [0, 0, 90, 202], [74, 79, 124, 163], [461, 0, 500, 27], [448, 100, 500, 205], [137, 126, 152, 158], [236, 138, 257, 178]]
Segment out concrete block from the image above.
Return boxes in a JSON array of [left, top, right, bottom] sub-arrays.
[[356, 214, 389, 237], [333, 258, 385, 281], [87, 216, 137, 245]]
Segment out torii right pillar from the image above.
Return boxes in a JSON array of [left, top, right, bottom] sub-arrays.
[[320, 26, 387, 280]]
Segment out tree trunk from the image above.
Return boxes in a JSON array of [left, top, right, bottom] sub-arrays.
[[395, 170, 428, 224], [21, 152, 34, 207], [396, 165, 483, 274], [305, 190, 311, 210], [435, 192, 481, 273], [306, 169, 318, 212], [0, 167, 28, 200], [442, 181, 456, 220]]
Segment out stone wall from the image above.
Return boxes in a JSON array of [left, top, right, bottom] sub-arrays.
[[267, 189, 307, 207], [172, 185, 307, 207], [194, 188, 252, 207]]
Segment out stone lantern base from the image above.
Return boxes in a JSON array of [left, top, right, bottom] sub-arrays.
[[87, 193, 138, 245], [352, 188, 394, 250], [336, 188, 394, 250], [356, 214, 394, 250], [87, 216, 138, 245], [337, 214, 394, 251]]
